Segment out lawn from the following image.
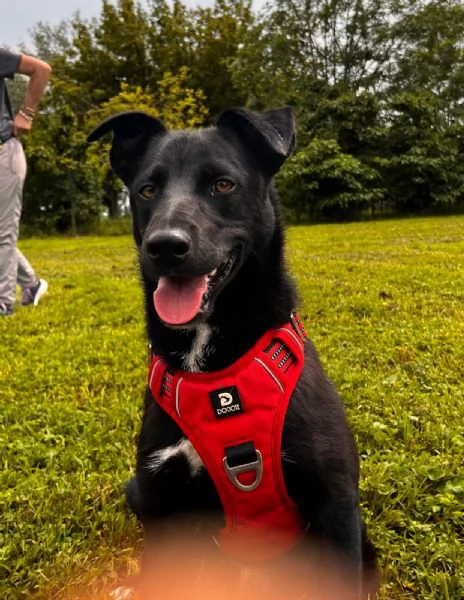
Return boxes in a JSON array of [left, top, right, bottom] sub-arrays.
[[1, 216, 463, 599]]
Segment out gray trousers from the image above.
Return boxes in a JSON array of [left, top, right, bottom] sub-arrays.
[[0, 138, 36, 305]]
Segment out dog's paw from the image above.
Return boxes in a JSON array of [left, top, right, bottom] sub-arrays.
[[109, 585, 135, 600]]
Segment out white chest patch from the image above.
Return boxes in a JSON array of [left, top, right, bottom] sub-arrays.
[[182, 323, 213, 372], [146, 438, 204, 477]]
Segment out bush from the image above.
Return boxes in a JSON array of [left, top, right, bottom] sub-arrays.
[[277, 138, 386, 222]]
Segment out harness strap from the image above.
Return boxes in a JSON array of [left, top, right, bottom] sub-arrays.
[[148, 317, 307, 561]]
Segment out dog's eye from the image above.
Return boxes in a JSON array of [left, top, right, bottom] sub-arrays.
[[139, 184, 156, 199], [212, 179, 235, 195]]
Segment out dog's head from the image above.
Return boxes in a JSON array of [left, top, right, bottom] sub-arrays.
[[88, 107, 295, 329]]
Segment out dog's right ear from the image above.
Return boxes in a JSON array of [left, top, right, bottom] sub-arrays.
[[87, 111, 166, 185], [217, 106, 295, 175]]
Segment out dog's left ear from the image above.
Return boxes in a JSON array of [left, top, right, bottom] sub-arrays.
[[217, 106, 295, 174], [87, 111, 166, 185]]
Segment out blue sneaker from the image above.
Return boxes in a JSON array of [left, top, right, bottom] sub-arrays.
[[0, 302, 14, 316], [22, 279, 48, 306]]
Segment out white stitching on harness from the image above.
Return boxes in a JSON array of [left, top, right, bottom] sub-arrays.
[[254, 358, 284, 394]]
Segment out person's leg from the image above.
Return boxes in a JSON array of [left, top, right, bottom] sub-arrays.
[[16, 247, 37, 290], [0, 139, 26, 310], [18, 245, 50, 306]]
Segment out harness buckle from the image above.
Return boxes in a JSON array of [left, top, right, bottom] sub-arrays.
[[223, 443, 263, 492]]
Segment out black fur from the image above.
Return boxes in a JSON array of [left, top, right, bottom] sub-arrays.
[[88, 107, 378, 596]]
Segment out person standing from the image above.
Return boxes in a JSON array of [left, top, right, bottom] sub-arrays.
[[0, 48, 51, 316]]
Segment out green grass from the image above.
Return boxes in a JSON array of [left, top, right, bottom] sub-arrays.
[[1, 216, 463, 599]]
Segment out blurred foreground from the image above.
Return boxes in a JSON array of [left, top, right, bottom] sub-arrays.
[[57, 532, 374, 600]]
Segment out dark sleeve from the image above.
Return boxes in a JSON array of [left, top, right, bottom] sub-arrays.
[[0, 49, 21, 78]]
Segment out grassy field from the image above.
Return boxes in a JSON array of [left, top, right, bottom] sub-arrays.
[[1, 216, 463, 599]]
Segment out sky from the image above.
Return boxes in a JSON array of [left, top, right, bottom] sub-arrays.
[[3, 0, 264, 50]]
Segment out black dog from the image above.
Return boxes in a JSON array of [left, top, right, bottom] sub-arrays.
[[88, 107, 378, 597]]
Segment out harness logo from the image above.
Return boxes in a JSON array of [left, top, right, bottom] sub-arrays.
[[219, 392, 233, 407], [210, 386, 243, 419]]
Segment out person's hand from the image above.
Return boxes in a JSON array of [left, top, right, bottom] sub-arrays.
[[12, 112, 33, 136]]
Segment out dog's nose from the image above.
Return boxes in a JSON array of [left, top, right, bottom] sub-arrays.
[[146, 229, 192, 266]]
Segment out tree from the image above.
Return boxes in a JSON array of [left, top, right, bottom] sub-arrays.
[[188, 0, 256, 117], [85, 73, 208, 217], [382, 91, 464, 212], [232, 0, 398, 110], [28, 18, 74, 63], [22, 104, 101, 233], [383, 1, 464, 212], [390, 0, 464, 115], [22, 1, 209, 228], [17, 0, 464, 230], [278, 138, 385, 221]]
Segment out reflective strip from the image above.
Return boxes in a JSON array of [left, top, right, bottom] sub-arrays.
[[175, 377, 184, 416], [148, 358, 161, 389], [254, 358, 284, 394], [276, 327, 304, 352]]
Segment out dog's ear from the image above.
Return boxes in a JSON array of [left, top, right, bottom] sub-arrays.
[[217, 106, 295, 174], [87, 111, 166, 185]]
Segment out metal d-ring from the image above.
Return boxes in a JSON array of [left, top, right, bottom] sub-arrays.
[[223, 450, 263, 492]]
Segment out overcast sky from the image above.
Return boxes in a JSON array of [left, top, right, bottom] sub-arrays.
[[3, 0, 264, 50]]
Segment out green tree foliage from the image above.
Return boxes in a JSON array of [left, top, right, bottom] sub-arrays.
[[278, 138, 385, 222], [277, 91, 388, 220], [232, 0, 396, 110], [384, 91, 464, 212], [379, 0, 464, 214], [14, 0, 464, 230], [22, 105, 100, 233], [23, 1, 210, 226], [188, 0, 255, 118], [262, 0, 464, 219]]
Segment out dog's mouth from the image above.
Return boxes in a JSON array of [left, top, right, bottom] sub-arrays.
[[153, 249, 239, 326]]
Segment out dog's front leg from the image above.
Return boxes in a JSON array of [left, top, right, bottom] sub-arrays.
[[313, 494, 368, 599], [293, 484, 365, 598], [321, 498, 362, 568]]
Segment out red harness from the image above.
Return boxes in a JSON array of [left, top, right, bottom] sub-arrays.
[[148, 315, 307, 561]]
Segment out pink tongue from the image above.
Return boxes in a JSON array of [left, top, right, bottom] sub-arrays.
[[153, 276, 208, 325]]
